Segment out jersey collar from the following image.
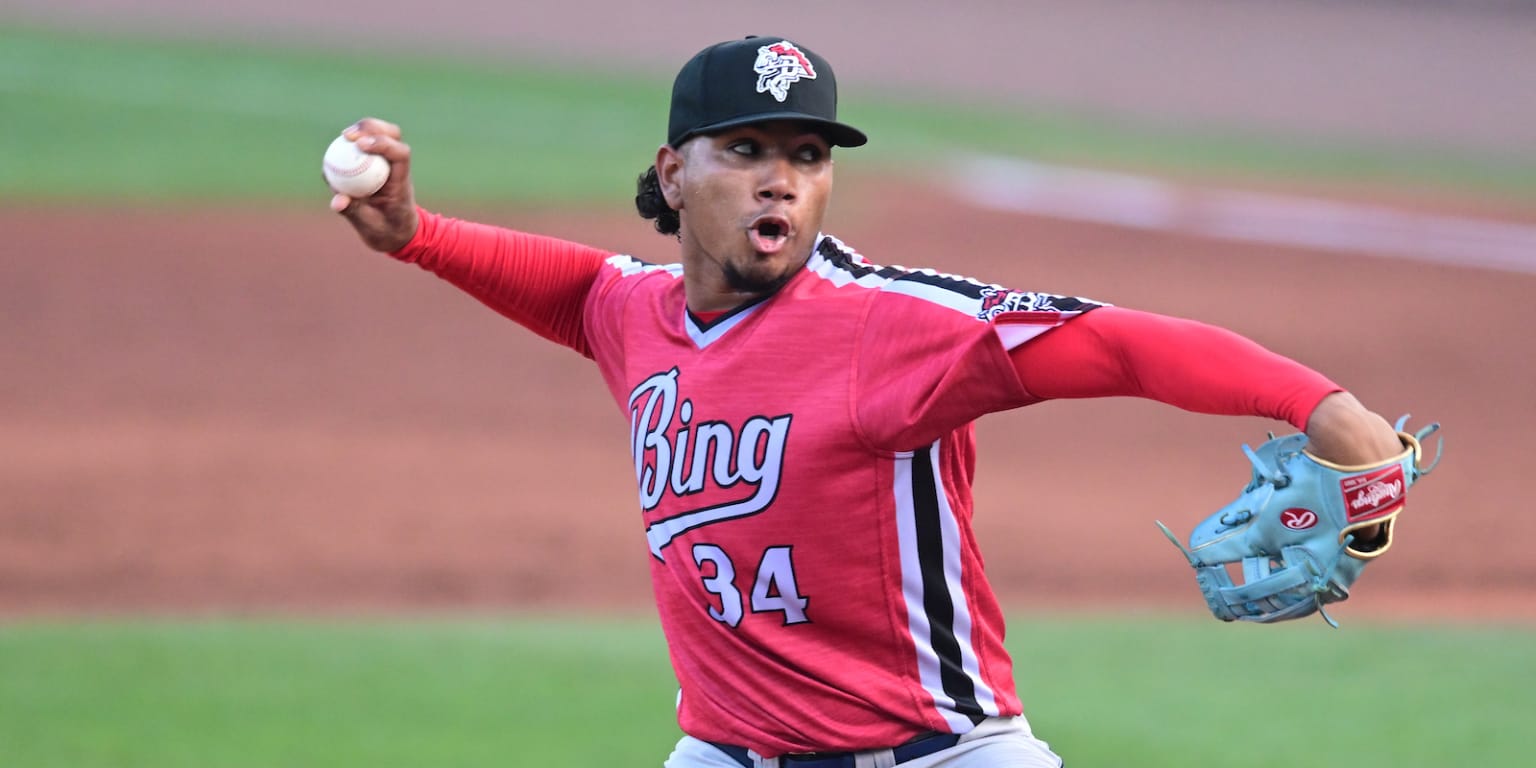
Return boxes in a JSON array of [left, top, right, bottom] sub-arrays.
[[683, 234, 830, 349]]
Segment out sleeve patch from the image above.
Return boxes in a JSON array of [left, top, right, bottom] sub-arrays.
[[977, 288, 1101, 322]]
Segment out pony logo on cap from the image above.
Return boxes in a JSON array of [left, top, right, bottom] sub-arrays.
[[754, 41, 817, 102]]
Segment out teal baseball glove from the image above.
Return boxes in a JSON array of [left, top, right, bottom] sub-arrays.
[[1157, 416, 1442, 627]]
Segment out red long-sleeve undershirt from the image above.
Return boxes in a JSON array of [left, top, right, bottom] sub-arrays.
[[1010, 306, 1338, 429], [390, 209, 1339, 430], [390, 208, 608, 355]]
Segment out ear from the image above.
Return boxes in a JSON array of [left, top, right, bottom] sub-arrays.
[[655, 143, 685, 210]]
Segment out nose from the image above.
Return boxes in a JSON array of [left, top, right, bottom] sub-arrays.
[[756, 156, 798, 202]]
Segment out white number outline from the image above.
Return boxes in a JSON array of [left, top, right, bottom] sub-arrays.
[[691, 544, 811, 627], [692, 544, 743, 627], [750, 545, 810, 625]]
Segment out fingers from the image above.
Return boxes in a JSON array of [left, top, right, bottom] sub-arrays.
[[336, 117, 412, 201], [343, 118, 410, 162], [333, 118, 412, 177], [346, 117, 402, 140], [326, 116, 419, 251], [347, 132, 412, 165]]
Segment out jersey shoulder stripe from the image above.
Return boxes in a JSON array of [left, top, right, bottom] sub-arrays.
[[809, 235, 1107, 322], [604, 253, 685, 278]]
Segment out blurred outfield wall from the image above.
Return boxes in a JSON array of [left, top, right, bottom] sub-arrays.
[[7, 0, 1535, 156]]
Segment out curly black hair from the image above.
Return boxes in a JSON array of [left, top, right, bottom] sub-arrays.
[[635, 165, 681, 238]]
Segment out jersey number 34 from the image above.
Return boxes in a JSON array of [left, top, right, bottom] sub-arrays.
[[692, 544, 810, 627]]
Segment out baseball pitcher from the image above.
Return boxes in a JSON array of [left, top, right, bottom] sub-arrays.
[[329, 35, 1438, 768]]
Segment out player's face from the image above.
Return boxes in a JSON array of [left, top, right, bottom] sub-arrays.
[[661, 122, 834, 311]]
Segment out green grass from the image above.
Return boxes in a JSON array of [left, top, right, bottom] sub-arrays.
[[1013, 615, 1534, 767], [0, 26, 667, 205], [0, 615, 1530, 767], [0, 618, 683, 767], [4, 25, 1535, 205]]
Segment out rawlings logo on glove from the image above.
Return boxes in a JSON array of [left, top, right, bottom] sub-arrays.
[[1280, 509, 1317, 530], [1157, 415, 1442, 627], [1343, 466, 1406, 521]]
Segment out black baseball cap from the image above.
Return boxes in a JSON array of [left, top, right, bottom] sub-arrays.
[[667, 36, 867, 149]]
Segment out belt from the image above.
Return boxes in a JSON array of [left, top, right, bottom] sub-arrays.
[[709, 730, 963, 768]]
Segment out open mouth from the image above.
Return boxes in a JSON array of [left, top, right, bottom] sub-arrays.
[[747, 216, 792, 254]]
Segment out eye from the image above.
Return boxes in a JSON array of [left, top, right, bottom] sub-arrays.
[[796, 144, 826, 163], [728, 139, 759, 157]]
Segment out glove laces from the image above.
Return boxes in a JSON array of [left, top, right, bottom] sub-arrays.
[[1305, 534, 1356, 629], [1241, 438, 1290, 491]]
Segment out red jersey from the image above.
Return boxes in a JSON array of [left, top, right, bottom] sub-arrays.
[[390, 211, 1337, 757], [580, 235, 1100, 754]]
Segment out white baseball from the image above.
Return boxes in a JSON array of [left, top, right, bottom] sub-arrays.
[[322, 133, 390, 198]]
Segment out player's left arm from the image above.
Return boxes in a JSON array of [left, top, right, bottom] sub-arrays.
[[1007, 306, 1402, 465]]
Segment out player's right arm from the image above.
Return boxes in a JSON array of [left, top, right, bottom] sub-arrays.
[[331, 117, 611, 355], [331, 118, 420, 253]]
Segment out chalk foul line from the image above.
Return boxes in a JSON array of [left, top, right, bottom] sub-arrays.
[[948, 154, 1536, 275]]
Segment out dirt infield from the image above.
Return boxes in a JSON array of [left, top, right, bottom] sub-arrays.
[[4, 175, 1532, 622], [4, 0, 1534, 622]]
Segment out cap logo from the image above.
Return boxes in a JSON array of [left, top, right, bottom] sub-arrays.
[[754, 41, 817, 102]]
